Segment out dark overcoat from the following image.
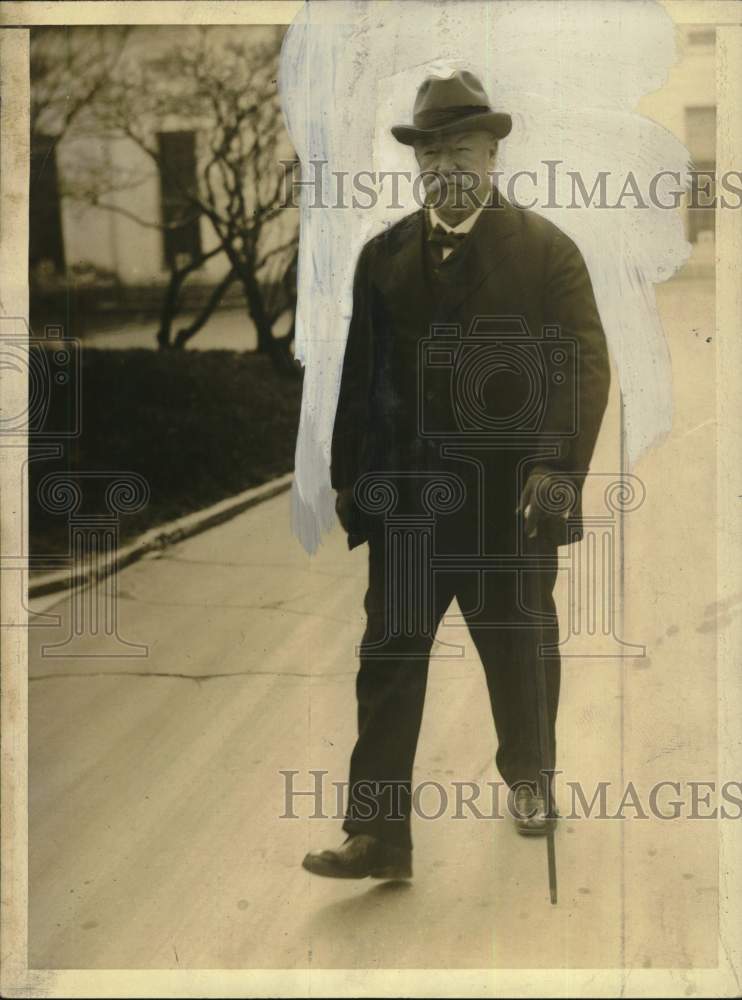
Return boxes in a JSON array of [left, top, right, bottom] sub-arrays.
[[330, 190, 611, 550]]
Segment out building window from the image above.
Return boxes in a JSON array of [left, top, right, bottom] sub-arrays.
[[687, 28, 715, 47], [157, 131, 202, 269], [685, 107, 716, 244], [30, 133, 65, 275]]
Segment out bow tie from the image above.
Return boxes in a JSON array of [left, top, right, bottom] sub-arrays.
[[428, 224, 468, 251]]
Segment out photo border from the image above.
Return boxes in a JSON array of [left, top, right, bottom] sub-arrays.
[[1, 1, 740, 996]]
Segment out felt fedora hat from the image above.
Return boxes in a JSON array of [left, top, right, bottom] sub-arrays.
[[391, 69, 512, 146]]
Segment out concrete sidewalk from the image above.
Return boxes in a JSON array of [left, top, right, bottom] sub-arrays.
[[28, 486, 627, 969], [28, 277, 721, 973]]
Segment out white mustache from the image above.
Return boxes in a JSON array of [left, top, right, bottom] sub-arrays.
[[422, 173, 478, 192]]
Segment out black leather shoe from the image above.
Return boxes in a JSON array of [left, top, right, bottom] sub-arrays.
[[302, 834, 412, 880], [509, 785, 558, 837]]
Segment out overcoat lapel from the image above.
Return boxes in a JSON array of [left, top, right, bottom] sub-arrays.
[[374, 210, 429, 327], [375, 192, 524, 329], [436, 194, 521, 322]]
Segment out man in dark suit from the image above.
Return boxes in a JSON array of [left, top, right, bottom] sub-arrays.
[[303, 70, 611, 880]]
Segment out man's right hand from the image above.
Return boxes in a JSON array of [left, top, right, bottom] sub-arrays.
[[335, 487, 357, 533]]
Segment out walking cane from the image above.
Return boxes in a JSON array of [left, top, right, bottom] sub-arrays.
[[524, 530, 558, 905]]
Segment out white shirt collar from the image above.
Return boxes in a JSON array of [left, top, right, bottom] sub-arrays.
[[428, 203, 484, 235]]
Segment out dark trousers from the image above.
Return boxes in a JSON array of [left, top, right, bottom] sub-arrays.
[[343, 520, 560, 850]]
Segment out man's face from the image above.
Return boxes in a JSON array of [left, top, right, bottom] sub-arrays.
[[413, 129, 496, 213]]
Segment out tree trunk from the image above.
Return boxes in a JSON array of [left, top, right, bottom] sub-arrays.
[[174, 266, 237, 349], [157, 246, 224, 349], [156, 265, 190, 349], [239, 262, 300, 378]]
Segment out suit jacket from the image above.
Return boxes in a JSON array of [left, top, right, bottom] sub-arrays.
[[331, 190, 611, 549]]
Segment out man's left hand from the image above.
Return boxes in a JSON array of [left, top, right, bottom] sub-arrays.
[[517, 468, 576, 539]]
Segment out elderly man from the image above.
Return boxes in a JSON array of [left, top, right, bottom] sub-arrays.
[[303, 70, 610, 880]]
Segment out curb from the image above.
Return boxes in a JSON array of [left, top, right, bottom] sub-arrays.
[[28, 472, 295, 600]]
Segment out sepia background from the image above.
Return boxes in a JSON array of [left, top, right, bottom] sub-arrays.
[[18, 9, 730, 981]]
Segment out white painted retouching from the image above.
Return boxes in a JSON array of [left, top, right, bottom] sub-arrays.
[[279, 0, 691, 554]]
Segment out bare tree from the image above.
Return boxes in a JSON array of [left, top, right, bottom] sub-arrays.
[[31, 26, 132, 141], [64, 25, 300, 373], [30, 27, 134, 297]]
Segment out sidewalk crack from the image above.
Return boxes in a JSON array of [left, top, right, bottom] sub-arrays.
[[30, 669, 356, 684]]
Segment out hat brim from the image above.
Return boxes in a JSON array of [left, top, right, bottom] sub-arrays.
[[391, 111, 512, 146]]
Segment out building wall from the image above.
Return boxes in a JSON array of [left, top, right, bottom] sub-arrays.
[[40, 24, 292, 294], [639, 23, 716, 253], [639, 25, 716, 140], [57, 133, 232, 288]]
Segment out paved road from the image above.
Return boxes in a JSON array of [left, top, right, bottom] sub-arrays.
[[29, 278, 721, 971]]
